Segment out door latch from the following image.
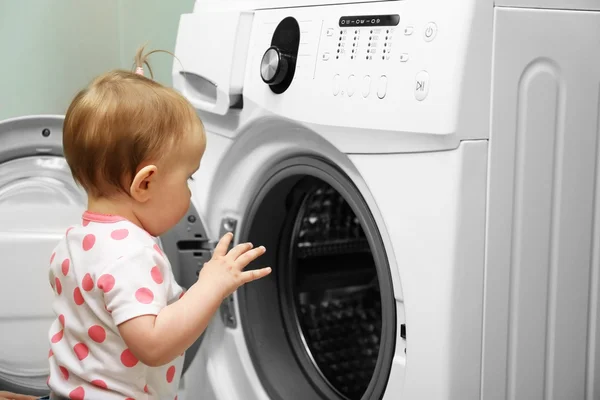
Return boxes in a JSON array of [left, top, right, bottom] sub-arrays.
[[218, 217, 238, 329]]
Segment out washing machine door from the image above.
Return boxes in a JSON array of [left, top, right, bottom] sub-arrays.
[[0, 115, 208, 395], [0, 115, 86, 395]]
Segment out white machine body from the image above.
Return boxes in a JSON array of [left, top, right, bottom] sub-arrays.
[[172, 0, 600, 399], [0, 1, 597, 400]]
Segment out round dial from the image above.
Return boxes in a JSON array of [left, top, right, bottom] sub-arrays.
[[260, 46, 290, 86]]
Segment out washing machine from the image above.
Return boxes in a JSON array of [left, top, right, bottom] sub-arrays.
[[170, 0, 600, 399], [1, 0, 599, 399], [0, 115, 85, 395], [170, 1, 490, 398]]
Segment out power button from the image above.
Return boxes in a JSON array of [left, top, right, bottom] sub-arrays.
[[423, 22, 437, 42]]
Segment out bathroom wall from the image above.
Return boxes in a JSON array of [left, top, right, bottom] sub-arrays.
[[118, 0, 195, 86], [0, 0, 194, 121]]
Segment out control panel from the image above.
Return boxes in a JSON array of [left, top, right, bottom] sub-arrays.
[[322, 16, 437, 102], [318, 13, 437, 103], [243, 0, 488, 139], [315, 12, 438, 105]]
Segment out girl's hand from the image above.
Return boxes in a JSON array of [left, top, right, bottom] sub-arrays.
[[199, 232, 271, 299]]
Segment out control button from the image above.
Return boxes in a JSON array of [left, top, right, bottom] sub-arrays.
[[362, 75, 371, 98], [322, 52, 330, 61], [260, 46, 290, 86], [347, 75, 356, 97], [377, 75, 388, 99], [404, 26, 414, 35], [415, 70, 429, 101], [333, 74, 341, 96], [423, 22, 437, 42], [327, 28, 335, 36], [400, 53, 409, 62]]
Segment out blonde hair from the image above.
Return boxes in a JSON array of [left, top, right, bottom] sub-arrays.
[[63, 46, 203, 198]]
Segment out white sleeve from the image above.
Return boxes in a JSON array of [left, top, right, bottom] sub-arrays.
[[98, 245, 170, 326]]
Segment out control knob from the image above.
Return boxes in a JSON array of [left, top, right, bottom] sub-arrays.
[[260, 46, 291, 86]]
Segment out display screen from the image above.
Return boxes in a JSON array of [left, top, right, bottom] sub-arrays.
[[338, 14, 400, 27]]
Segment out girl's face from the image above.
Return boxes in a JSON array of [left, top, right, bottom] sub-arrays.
[[136, 128, 205, 237]]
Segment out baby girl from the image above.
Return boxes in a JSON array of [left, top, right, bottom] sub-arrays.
[[36, 47, 271, 400]]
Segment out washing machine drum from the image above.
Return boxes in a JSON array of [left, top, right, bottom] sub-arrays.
[[237, 161, 396, 400]]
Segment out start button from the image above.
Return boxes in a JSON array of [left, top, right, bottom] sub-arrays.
[[423, 22, 437, 42]]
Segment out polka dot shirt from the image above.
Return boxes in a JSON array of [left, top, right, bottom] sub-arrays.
[[47, 211, 185, 400]]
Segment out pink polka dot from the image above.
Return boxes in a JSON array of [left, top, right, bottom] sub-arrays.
[[166, 365, 176, 383], [61, 258, 70, 276], [82, 234, 96, 251], [50, 252, 56, 264], [104, 305, 112, 314], [88, 325, 106, 343], [144, 385, 149, 393], [91, 379, 107, 389], [82, 273, 94, 292], [46, 376, 50, 386], [48, 349, 54, 358], [125, 398, 135, 400], [73, 287, 84, 306], [82, 219, 90, 227], [154, 244, 163, 256], [55, 277, 62, 295], [51, 330, 63, 343], [66, 227, 74, 236], [175, 396, 178, 400], [58, 314, 65, 326], [179, 291, 185, 299], [97, 274, 115, 293], [73, 343, 89, 360], [111, 228, 129, 240], [69, 386, 85, 400], [135, 287, 154, 304], [59, 366, 69, 380], [120, 349, 138, 368], [151, 266, 163, 284]]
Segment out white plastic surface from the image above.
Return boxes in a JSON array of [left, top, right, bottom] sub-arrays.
[[172, 11, 254, 115], [0, 205, 83, 391], [174, 0, 494, 154], [178, 110, 488, 399], [193, 0, 600, 12], [242, 0, 492, 142], [351, 141, 488, 400], [181, 122, 408, 399], [193, 0, 387, 12], [171, 1, 600, 399], [483, 7, 600, 400], [495, 0, 600, 10]]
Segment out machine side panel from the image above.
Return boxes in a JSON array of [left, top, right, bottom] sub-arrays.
[[483, 7, 600, 400]]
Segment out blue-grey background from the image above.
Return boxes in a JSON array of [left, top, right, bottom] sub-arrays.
[[0, 0, 195, 121]]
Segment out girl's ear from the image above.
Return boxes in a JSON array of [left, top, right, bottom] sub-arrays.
[[129, 165, 158, 202]]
